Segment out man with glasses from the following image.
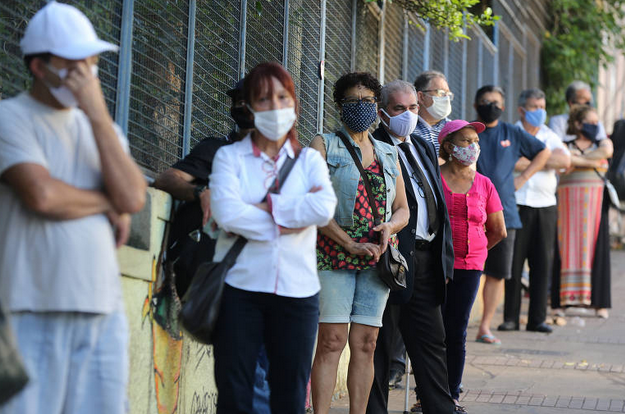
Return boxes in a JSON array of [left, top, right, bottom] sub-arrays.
[[367, 80, 458, 414], [549, 80, 608, 142], [414, 71, 454, 154], [472, 85, 550, 345]]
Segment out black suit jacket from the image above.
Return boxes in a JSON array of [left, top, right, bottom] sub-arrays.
[[372, 126, 454, 305]]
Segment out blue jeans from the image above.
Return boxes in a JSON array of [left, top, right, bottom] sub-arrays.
[[213, 285, 318, 414], [253, 346, 270, 414], [442, 269, 482, 400], [0, 310, 129, 414]]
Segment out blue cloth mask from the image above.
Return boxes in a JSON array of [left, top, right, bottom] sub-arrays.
[[581, 123, 599, 141], [524, 108, 547, 127], [341, 101, 378, 132]]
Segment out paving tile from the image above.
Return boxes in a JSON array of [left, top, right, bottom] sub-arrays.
[[608, 399, 624, 412], [476, 392, 492, 403], [502, 395, 519, 404], [515, 396, 531, 405], [556, 396, 571, 408], [569, 397, 584, 409], [583, 398, 598, 410], [488, 393, 505, 404], [540, 360, 555, 368], [529, 359, 543, 368], [610, 364, 623, 373], [528, 396, 544, 406], [596, 398, 610, 411], [542, 396, 558, 407]]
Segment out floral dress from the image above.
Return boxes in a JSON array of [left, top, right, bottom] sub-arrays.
[[317, 159, 398, 270]]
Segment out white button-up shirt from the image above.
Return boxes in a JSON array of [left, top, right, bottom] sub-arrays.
[[210, 135, 337, 298], [514, 121, 570, 207], [391, 135, 437, 241]]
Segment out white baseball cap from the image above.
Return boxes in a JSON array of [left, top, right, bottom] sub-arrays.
[[20, 1, 119, 59]]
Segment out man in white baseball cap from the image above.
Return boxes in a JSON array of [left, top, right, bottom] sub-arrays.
[[0, 2, 146, 413]]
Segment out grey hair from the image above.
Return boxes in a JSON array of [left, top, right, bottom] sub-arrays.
[[413, 70, 446, 92], [565, 80, 591, 103], [518, 88, 546, 107], [380, 80, 417, 108]]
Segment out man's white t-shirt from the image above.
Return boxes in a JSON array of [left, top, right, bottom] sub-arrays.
[[514, 121, 570, 208], [0, 93, 129, 313]]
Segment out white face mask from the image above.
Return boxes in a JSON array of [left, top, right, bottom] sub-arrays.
[[380, 108, 419, 138], [247, 105, 297, 141], [424, 95, 452, 121], [45, 64, 99, 108]]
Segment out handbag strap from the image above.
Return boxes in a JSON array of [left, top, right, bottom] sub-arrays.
[[336, 131, 384, 226], [222, 150, 301, 264]]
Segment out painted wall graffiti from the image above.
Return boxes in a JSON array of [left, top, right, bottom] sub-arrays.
[[142, 257, 184, 414]]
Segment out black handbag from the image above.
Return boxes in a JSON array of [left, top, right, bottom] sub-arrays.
[[0, 300, 29, 405], [179, 152, 299, 344], [336, 132, 408, 291]]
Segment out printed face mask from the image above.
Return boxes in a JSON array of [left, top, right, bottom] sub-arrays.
[[230, 106, 255, 130], [524, 108, 547, 127], [341, 101, 378, 132], [247, 105, 297, 141], [476, 102, 503, 123], [380, 108, 419, 138], [46, 64, 99, 108], [424, 95, 452, 121], [451, 142, 480, 166], [580, 123, 599, 141]]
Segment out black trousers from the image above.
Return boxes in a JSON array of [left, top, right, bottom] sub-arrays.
[[505, 205, 557, 327], [367, 248, 455, 414], [213, 285, 319, 414]]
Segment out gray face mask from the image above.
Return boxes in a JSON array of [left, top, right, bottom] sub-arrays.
[[45, 64, 99, 108]]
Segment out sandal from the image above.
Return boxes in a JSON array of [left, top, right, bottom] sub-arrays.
[[596, 308, 609, 319], [475, 334, 501, 345], [410, 401, 422, 412], [455, 404, 468, 413]]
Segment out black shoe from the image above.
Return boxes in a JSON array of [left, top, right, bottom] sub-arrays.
[[497, 321, 519, 331], [388, 369, 403, 389], [455, 404, 468, 413], [527, 322, 553, 333]]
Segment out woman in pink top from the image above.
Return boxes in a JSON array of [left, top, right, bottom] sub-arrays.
[[438, 120, 507, 405]]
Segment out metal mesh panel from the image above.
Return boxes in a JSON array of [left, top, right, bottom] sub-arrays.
[[498, 34, 511, 122], [526, 35, 540, 88], [288, 0, 321, 144], [512, 47, 525, 113], [428, 28, 446, 72], [448, 39, 464, 119], [494, 2, 523, 41], [245, 1, 284, 71], [465, 35, 480, 120], [482, 44, 496, 85], [191, 2, 241, 147], [406, 14, 426, 84], [355, 4, 379, 76], [383, 3, 404, 83], [323, 0, 353, 133], [128, 1, 189, 173], [0, 0, 121, 115]]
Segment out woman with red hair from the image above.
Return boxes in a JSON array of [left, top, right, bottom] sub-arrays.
[[209, 62, 337, 413]]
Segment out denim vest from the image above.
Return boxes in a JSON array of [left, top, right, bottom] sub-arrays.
[[323, 127, 399, 228]]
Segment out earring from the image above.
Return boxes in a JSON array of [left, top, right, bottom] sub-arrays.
[[449, 154, 453, 162]]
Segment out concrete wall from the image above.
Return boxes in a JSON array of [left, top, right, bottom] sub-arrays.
[[118, 188, 350, 413]]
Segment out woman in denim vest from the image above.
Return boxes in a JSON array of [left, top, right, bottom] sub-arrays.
[[309, 72, 409, 414]]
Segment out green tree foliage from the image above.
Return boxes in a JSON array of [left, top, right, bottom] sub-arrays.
[[366, 0, 497, 40], [542, 0, 625, 115]]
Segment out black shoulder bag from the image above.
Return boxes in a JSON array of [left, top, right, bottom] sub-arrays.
[[335, 131, 408, 291], [179, 152, 300, 344]]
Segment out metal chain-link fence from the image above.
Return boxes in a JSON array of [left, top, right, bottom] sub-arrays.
[[0, 0, 548, 174]]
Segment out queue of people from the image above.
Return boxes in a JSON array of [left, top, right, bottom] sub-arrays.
[[1, 3, 616, 414]]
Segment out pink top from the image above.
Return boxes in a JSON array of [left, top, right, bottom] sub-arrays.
[[441, 172, 503, 271]]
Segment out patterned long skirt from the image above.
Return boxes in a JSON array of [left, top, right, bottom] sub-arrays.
[[557, 169, 604, 306]]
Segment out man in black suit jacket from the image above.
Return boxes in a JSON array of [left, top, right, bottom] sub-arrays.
[[367, 80, 456, 414]]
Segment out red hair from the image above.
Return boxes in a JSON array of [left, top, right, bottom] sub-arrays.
[[244, 62, 301, 152]]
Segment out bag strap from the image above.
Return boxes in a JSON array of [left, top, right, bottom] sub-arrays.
[[222, 150, 301, 263], [336, 131, 383, 226]]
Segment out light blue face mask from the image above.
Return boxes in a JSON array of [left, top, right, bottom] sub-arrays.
[[524, 108, 547, 127]]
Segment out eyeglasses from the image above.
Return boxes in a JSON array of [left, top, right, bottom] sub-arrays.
[[340, 96, 377, 105], [423, 89, 454, 101]]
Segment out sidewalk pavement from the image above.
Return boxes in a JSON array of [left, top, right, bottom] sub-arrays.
[[329, 249, 625, 413]]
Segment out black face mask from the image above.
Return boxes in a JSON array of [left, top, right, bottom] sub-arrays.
[[580, 123, 599, 141], [230, 106, 254, 130], [476, 102, 503, 123]]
